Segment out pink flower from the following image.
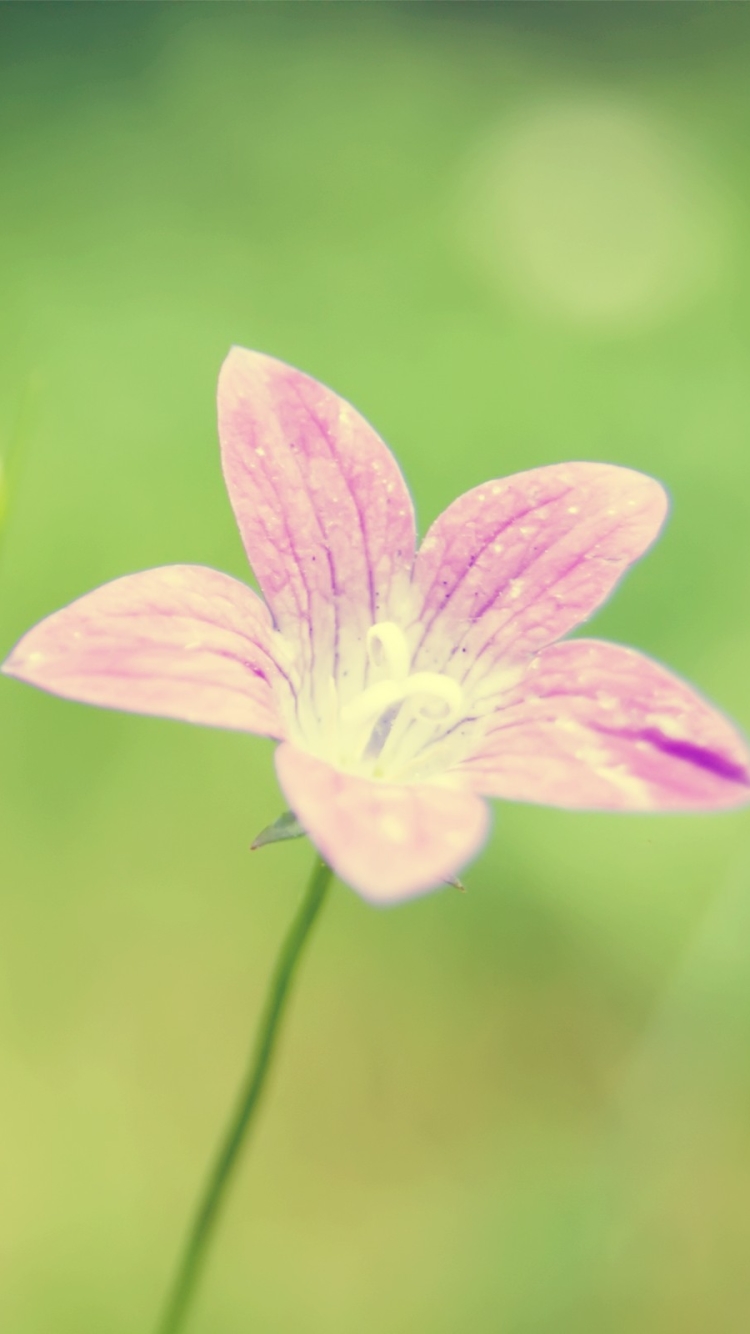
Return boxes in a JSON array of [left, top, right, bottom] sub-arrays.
[[4, 350, 749, 902]]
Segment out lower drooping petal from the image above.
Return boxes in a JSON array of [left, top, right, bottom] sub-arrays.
[[275, 742, 490, 903], [457, 639, 750, 811], [2, 566, 288, 737]]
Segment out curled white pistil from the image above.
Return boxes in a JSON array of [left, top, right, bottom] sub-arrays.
[[340, 670, 464, 729], [366, 621, 410, 680]]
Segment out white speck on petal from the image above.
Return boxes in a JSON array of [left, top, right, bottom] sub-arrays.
[[596, 763, 650, 806], [647, 713, 685, 739], [555, 717, 580, 733], [379, 814, 408, 843]]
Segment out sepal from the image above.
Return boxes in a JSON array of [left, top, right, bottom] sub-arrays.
[[251, 810, 306, 850]]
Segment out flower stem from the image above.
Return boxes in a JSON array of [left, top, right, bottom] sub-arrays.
[[155, 855, 333, 1334]]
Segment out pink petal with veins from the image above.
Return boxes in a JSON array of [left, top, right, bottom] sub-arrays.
[[218, 348, 416, 685], [275, 742, 490, 903], [2, 566, 286, 737], [411, 464, 667, 682], [458, 639, 750, 811]]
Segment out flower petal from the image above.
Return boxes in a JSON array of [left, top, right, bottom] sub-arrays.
[[2, 566, 287, 737], [218, 348, 416, 686], [458, 639, 750, 811], [411, 463, 668, 684], [275, 742, 490, 904]]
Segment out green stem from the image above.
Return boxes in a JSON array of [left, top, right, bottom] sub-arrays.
[[155, 856, 333, 1334]]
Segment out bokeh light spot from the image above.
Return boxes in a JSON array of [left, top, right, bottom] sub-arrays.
[[462, 100, 727, 329]]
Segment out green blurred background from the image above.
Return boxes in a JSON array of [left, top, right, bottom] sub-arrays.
[[2, 4, 750, 1331]]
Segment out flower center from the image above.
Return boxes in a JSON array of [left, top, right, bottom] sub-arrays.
[[328, 622, 467, 781]]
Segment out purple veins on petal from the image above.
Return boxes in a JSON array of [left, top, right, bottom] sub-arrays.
[[411, 463, 668, 676], [217, 347, 416, 688], [458, 639, 750, 812], [2, 565, 291, 738], [592, 726, 750, 787]]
